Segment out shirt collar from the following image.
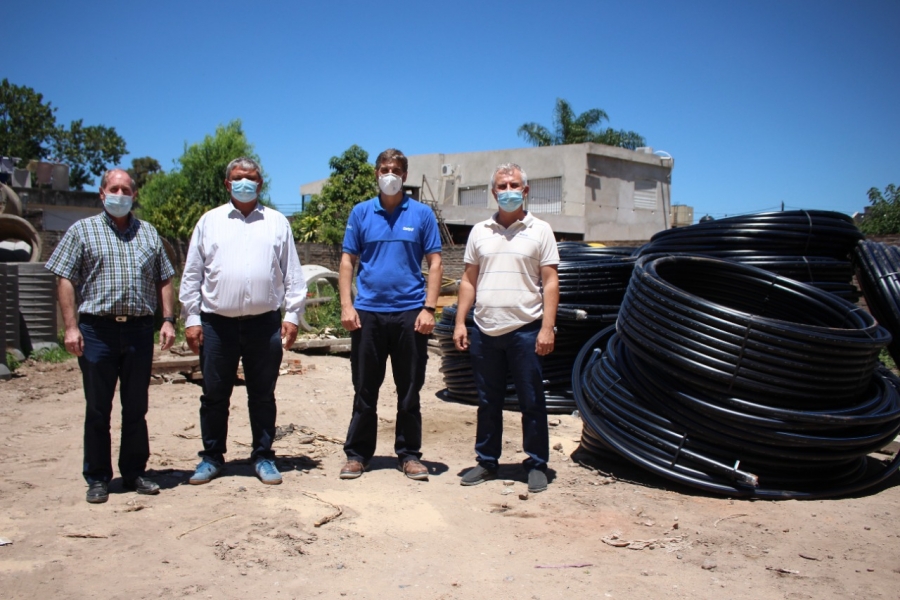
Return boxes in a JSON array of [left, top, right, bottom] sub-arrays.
[[374, 195, 409, 213], [101, 210, 137, 234], [228, 200, 265, 217], [489, 210, 534, 230]]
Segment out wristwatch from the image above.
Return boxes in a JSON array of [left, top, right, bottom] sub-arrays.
[[422, 306, 436, 313], [162, 316, 176, 325]]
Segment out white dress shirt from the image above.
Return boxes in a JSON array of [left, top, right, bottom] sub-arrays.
[[180, 202, 307, 327]]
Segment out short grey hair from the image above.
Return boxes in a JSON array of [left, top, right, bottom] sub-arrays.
[[100, 169, 136, 192], [225, 156, 262, 180], [490, 163, 528, 189]]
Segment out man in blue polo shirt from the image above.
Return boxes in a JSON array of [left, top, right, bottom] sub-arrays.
[[339, 148, 443, 481]]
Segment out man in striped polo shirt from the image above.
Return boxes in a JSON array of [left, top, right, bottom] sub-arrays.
[[46, 168, 177, 504], [453, 163, 560, 493]]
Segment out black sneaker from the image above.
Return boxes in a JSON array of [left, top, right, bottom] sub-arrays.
[[86, 481, 109, 504], [527, 469, 548, 493], [460, 465, 498, 486]]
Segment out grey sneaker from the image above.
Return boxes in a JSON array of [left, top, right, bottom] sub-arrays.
[[254, 458, 282, 485], [460, 465, 498, 486], [189, 459, 222, 485], [527, 469, 548, 493]]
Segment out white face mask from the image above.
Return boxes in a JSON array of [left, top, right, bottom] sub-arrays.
[[378, 173, 403, 196]]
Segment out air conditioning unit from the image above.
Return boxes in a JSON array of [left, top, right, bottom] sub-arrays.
[[441, 164, 455, 177]]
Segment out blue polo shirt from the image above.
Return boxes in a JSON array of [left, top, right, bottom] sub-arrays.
[[343, 195, 442, 312]]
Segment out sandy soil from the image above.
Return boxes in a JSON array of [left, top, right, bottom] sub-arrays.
[[1, 348, 899, 600]]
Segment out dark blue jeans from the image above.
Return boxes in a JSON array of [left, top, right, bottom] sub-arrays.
[[469, 320, 549, 472], [198, 311, 282, 464], [344, 309, 428, 464], [78, 315, 155, 484]]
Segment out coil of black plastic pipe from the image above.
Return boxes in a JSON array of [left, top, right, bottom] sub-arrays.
[[853, 240, 900, 367], [635, 210, 863, 300], [572, 256, 900, 498]]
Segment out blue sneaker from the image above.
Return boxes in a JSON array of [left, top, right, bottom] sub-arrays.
[[189, 459, 221, 485], [254, 458, 282, 485]]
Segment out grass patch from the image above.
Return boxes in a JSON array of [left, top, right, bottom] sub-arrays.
[[5, 352, 21, 371], [879, 348, 897, 374], [304, 282, 348, 336], [31, 345, 73, 363]]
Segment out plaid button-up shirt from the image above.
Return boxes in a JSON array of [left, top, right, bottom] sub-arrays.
[[45, 212, 175, 316]]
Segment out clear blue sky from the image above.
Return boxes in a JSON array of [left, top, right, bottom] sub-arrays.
[[4, 1, 898, 223]]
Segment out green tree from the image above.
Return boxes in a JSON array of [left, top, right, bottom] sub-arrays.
[[49, 119, 127, 189], [291, 145, 377, 244], [518, 98, 646, 150], [858, 184, 900, 235], [127, 156, 163, 190], [137, 120, 266, 240], [0, 78, 56, 161], [0, 79, 127, 189]]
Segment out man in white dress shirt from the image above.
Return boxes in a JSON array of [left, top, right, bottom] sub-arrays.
[[180, 157, 307, 486]]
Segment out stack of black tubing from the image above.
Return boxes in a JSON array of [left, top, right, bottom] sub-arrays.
[[853, 240, 900, 366], [573, 255, 900, 499], [635, 210, 863, 302], [435, 244, 635, 412]]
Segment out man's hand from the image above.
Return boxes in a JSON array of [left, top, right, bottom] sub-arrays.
[[536, 325, 555, 356], [341, 305, 361, 332], [282, 321, 299, 350], [453, 323, 469, 351], [414, 309, 436, 335], [159, 321, 176, 351], [64, 326, 84, 357], [185, 325, 203, 355]]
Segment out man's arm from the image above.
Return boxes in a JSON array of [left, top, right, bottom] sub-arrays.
[[414, 252, 443, 335], [157, 277, 176, 351], [180, 223, 205, 354], [536, 264, 559, 356], [58, 277, 83, 357], [339, 252, 360, 332], [453, 263, 479, 351], [279, 223, 306, 349]]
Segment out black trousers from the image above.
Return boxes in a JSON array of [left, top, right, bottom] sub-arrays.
[[77, 315, 155, 484], [198, 311, 282, 464], [344, 309, 428, 464]]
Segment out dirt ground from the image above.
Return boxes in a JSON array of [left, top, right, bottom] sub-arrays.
[[1, 347, 899, 600]]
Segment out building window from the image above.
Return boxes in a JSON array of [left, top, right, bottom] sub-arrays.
[[634, 180, 658, 210], [528, 177, 562, 214], [459, 185, 488, 207]]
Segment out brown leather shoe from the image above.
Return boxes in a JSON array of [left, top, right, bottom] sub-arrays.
[[339, 459, 367, 480], [401, 459, 429, 481]]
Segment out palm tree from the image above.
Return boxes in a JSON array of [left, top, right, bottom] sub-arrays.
[[518, 98, 646, 150]]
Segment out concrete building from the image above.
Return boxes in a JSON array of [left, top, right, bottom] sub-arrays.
[[670, 204, 694, 228], [300, 143, 675, 243]]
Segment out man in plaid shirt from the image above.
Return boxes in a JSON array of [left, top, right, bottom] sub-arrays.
[[46, 168, 176, 505]]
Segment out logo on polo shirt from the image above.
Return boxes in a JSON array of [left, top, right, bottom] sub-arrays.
[[402, 226, 415, 232]]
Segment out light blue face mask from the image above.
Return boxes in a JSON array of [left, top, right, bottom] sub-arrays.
[[103, 194, 133, 218], [230, 178, 259, 203], [497, 190, 524, 213]]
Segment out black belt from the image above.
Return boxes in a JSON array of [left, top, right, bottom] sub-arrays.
[[80, 313, 153, 323]]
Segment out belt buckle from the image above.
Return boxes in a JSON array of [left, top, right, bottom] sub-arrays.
[[114, 316, 128, 323]]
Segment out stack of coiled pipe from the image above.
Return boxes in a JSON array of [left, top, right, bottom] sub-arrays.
[[853, 240, 900, 367], [635, 210, 863, 302], [434, 245, 635, 412], [573, 255, 900, 499]]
